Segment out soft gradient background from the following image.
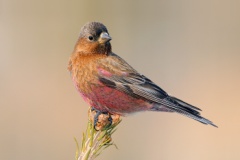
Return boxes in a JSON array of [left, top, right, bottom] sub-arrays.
[[1, 0, 240, 160]]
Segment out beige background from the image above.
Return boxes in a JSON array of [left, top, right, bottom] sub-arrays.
[[1, 0, 240, 160]]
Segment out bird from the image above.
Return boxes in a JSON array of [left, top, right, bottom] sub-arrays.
[[68, 22, 217, 128]]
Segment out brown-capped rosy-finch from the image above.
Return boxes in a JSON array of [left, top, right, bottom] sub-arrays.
[[68, 22, 217, 128]]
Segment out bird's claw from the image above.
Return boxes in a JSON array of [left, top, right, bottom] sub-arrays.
[[91, 107, 113, 131]]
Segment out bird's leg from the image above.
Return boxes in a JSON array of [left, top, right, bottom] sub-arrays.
[[91, 107, 101, 128], [91, 107, 112, 130], [107, 113, 113, 125]]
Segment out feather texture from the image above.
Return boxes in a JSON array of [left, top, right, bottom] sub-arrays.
[[69, 22, 217, 127], [98, 53, 217, 127]]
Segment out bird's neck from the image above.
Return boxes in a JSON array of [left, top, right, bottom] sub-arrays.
[[75, 41, 112, 55], [99, 42, 112, 55]]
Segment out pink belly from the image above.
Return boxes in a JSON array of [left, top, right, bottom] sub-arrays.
[[86, 86, 153, 115]]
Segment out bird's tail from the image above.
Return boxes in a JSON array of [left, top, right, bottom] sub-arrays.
[[151, 96, 217, 127]]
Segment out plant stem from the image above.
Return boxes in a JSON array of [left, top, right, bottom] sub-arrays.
[[75, 108, 121, 160]]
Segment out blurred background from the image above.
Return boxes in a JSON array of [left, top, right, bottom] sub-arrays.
[[1, 0, 240, 160]]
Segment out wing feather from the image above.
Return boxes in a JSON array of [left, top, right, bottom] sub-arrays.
[[97, 53, 217, 127]]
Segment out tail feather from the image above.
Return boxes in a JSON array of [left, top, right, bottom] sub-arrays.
[[152, 96, 218, 127], [170, 106, 218, 127], [170, 96, 202, 111]]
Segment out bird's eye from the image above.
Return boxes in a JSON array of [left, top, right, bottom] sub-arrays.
[[88, 36, 94, 41]]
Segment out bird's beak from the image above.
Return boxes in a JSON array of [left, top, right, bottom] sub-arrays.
[[99, 32, 112, 43]]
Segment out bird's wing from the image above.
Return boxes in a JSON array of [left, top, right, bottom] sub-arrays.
[[99, 70, 202, 114], [98, 53, 197, 109], [99, 72, 168, 102], [97, 53, 169, 102], [97, 53, 217, 127]]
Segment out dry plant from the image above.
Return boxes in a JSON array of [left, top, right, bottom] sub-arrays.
[[75, 108, 121, 160]]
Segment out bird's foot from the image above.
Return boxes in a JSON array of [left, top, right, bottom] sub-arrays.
[[90, 107, 113, 131]]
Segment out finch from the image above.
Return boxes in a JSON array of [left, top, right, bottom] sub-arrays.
[[68, 22, 217, 127]]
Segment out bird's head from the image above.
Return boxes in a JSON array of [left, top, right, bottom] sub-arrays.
[[75, 22, 112, 55]]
